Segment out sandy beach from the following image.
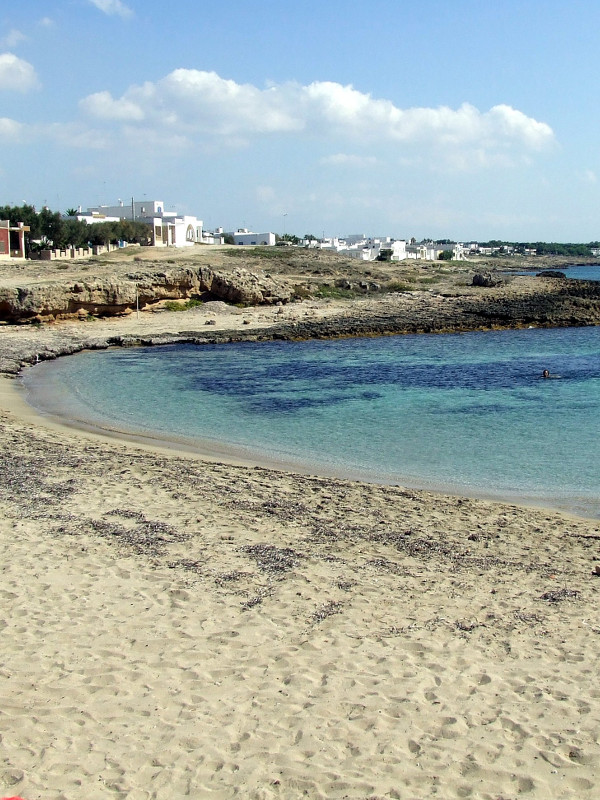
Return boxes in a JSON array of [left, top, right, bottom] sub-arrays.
[[1, 299, 600, 799]]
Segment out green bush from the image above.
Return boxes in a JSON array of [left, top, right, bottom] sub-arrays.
[[381, 281, 413, 293], [314, 285, 357, 299]]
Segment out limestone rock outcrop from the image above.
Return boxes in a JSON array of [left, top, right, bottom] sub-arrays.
[[0, 265, 292, 323]]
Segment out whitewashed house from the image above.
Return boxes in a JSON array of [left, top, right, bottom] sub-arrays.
[[389, 240, 407, 260], [83, 200, 204, 247], [316, 236, 407, 262], [404, 241, 467, 261], [232, 229, 276, 245], [405, 243, 428, 260], [201, 227, 225, 245]]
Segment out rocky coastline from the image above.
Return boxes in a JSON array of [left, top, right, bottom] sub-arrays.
[[1, 271, 599, 377]]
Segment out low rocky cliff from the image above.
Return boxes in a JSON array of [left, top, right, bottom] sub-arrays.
[[2, 277, 599, 377], [0, 265, 292, 323]]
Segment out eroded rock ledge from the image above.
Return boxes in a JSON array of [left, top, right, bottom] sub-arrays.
[[0, 265, 292, 324]]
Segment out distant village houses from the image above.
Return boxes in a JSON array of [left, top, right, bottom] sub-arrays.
[[309, 235, 468, 262]]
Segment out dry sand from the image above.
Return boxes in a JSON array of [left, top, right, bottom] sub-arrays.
[[1, 304, 600, 800]]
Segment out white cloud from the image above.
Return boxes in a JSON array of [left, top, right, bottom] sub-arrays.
[[321, 153, 378, 167], [0, 118, 110, 148], [482, 104, 554, 150], [0, 53, 39, 92], [80, 90, 145, 121], [1, 29, 27, 49], [161, 69, 302, 134], [43, 121, 112, 150], [88, 0, 133, 19], [0, 117, 23, 139], [78, 70, 554, 166], [38, 17, 55, 28]]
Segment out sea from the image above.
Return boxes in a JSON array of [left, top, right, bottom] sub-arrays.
[[510, 264, 600, 280], [21, 324, 600, 519]]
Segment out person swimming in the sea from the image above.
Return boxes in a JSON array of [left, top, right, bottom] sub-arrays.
[[542, 369, 550, 378]]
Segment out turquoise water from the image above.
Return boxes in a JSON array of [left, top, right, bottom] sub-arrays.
[[22, 326, 600, 517]]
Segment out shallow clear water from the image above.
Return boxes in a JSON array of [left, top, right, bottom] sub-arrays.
[[22, 326, 600, 517]]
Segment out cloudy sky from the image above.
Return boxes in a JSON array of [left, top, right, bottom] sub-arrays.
[[1, 0, 599, 241]]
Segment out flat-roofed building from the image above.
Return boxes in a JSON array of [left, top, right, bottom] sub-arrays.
[[232, 229, 276, 246], [0, 220, 29, 259], [83, 200, 204, 247]]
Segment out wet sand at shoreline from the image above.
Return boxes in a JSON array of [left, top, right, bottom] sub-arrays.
[[1, 303, 600, 799]]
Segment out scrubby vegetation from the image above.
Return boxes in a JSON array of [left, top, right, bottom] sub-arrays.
[[314, 285, 358, 300], [163, 298, 204, 312]]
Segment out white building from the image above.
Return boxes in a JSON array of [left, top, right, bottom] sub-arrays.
[[405, 243, 428, 260], [343, 233, 368, 245], [386, 240, 407, 261], [86, 200, 167, 219], [232, 229, 276, 246], [201, 227, 225, 245], [317, 236, 407, 262], [405, 241, 467, 261], [71, 206, 122, 225], [83, 200, 204, 247]]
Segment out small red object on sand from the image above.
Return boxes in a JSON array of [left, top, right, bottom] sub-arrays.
[[1, 796, 28, 799]]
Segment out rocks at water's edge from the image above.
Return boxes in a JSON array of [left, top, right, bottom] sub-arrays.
[[536, 270, 567, 279]]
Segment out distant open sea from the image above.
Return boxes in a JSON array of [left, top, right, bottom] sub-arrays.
[[22, 326, 600, 518], [512, 264, 600, 280]]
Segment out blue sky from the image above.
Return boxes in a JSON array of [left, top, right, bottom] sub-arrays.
[[1, 0, 599, 241]]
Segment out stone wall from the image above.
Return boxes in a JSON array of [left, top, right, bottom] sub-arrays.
[[28, 243, 134, 261]]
